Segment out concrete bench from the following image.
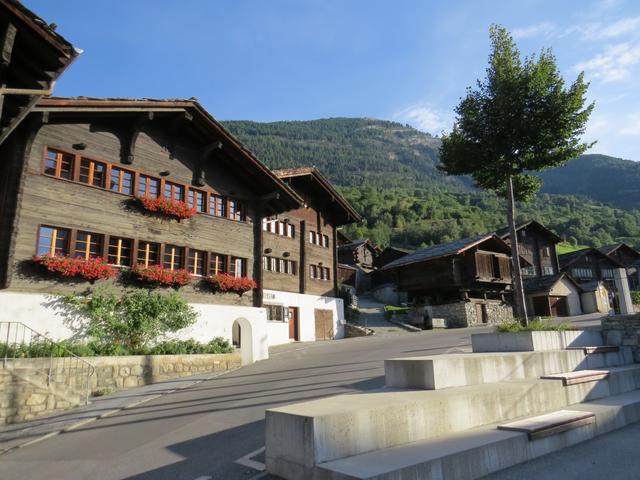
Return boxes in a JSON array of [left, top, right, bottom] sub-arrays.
[[567, 346, 620, 354], [541, 370, 610, 386], [498, 410, 595, 440]]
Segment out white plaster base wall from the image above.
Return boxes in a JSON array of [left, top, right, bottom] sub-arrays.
[[263, 289, 345, 343], [266, 320, 291, 347], [0, 291, 269, 365]]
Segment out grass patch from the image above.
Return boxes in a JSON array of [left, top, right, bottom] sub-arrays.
[[631, 291, 640, 305], [384, 305, 410, 314], [555, 242, 589, 255], [496, 319, 575, 332]]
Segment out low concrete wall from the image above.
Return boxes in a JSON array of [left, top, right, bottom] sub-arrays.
[[343, 323, 374, 337], [472, 330, 603, 352], [602, 313, 640, 362], [0, 352, 240, 425]]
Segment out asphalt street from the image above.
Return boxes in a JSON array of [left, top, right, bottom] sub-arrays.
[[0, 314, 605, 480]]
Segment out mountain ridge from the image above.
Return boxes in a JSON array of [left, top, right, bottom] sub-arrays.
[[222, 118, 640, 249]]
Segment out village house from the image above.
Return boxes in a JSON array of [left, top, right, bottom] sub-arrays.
[[261, 167, 361, 343], [0, 96, 361, 363], [337, 238, 378, 293], [598, 243, 640, 292], [496, 220, 583, 317], [558, 247, 629, 314], [380, 234, 514, 328]]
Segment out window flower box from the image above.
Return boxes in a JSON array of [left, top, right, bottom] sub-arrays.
[[133, 196, 197, 220], [32, 255, 117, 281], [130, 264, 192, 287], [205, 274, 256, 296]]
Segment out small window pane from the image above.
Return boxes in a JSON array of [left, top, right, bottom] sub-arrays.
[[209, 253, 227, 275], [108, 237, 132, 267], [37, 226, 70, 256], [163, 245, 184, 270], [137, 241, 160, 267], [188, 249, 206, 276], [79, 158, 106, 188], [74, 231, 104, 260]]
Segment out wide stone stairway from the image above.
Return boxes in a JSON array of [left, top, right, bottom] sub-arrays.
[[265, 329, 640, 479]]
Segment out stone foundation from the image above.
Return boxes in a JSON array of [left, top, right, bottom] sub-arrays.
[[0, 352, 241, 425], [602, 313, 640, 362], [425, 300, 513, 328]]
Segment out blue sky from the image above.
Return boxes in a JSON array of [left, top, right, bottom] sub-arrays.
[[27, 0, 640, 160]]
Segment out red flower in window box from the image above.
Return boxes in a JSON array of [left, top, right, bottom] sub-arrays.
[[130, 264, 192, 287], [32, 255, 117, 281], [134, 196, 197, 220], [205, 274, 256, 296]]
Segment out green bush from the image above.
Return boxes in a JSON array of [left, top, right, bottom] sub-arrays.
[[631, 291, 640, 305], [0, 337, 234, 357], [496, 319, 575, 332], [63, 288, 198, 351]]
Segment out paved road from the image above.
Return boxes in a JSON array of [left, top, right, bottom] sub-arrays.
[[0, 314, 605, 480], [0, 327, 485, 480], [352, 293, 409, 335]]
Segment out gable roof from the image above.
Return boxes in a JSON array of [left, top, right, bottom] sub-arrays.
[[523, 273, 583, 294], [380, 233, 510, 271], [558, 247, 625, 269], [33, 97, 303, 213], [495, 220, 562, 243], [0, 0, 80, 144], [598, 242, 640, 259], [274, 167, 362, 225]]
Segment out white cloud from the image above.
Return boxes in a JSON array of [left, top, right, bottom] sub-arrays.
[[597, 17, 640, 38], [393, 104, 452, 135], [620, 113, 640, 136], [574, 42, 640, 82], [512, 22, 557, 40]]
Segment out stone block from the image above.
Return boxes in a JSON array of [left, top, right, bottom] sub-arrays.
[[606, 330, 623, 346], [123, 376, 138, 389], [30, 405, 46, 413], [130, 365, 143, 376], [119, 367, 131, 377], [26, 394, 47, 406]]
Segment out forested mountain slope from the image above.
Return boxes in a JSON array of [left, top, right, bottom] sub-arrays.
[[224, 118, 640, 249]]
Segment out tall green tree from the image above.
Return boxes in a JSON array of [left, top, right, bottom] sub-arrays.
[[439, 25, 594, 323]]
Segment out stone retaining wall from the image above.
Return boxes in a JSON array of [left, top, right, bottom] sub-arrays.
[[0, 352, 241, 425], [343, 323, 374, 337], [602, 313, 640, 362]]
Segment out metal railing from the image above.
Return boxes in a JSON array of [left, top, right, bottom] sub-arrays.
[[0, 321, 95, 404]]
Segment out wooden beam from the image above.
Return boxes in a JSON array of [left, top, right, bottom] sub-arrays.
[[1, 23, 16, 66], [121, 114, 153, 165], [194, 140, 222, 186]]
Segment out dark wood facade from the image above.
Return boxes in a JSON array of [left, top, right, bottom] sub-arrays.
[[0, 98, 301, 306], [381, 235, 512, 303], [338, 239, 378, 271], [497, 220, 561, 279], [599, 243, 640, 291], [559, 248, 624, 285], [264, 168, 362, 298]]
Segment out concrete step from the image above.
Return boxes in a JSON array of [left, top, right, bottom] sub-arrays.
[[266, 363, 640, 478], [384, 348, 634, 390], [497, 410, 595, 440], [314, 389, 640, 480]]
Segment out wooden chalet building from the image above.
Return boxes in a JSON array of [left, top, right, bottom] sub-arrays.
[[598, 243, 640, 291], [337, 238, 378, 293], [559, 248, 627, 314], [261, 167, 361, 343], [380, 234, 514, 328], [496, 220, 582, 317], [0, 96, 364, 363]]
